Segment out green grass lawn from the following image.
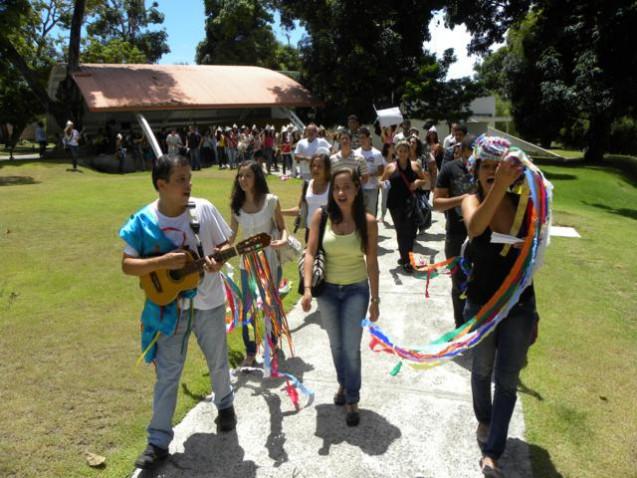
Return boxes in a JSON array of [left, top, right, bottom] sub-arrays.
[[1, 157, 636, 477], [0, 160, 302, 478], [522, 159, 637, 477]]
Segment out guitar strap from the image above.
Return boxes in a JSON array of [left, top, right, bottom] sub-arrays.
[[187, 201, 205, 259]]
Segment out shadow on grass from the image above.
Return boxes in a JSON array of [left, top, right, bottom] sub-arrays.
[[543, 171, 578, 181], [0, 175, 40, 186], [140, 430, 257, 478], [505, 438, 564, 478], [534, 155, 637, 186], [583, 202, 637, 221], [314, 403, 401, 456]]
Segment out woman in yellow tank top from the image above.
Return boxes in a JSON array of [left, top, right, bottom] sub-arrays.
[[301, 167, 380, 427]]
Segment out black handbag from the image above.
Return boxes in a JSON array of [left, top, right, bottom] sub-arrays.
[[297, 208, 329, 297], [400, 168, 432, 233]]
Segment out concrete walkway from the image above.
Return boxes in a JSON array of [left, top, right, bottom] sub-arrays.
[[133, 211, 532, 478]]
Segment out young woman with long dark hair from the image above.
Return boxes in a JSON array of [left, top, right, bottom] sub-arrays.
[[380, 140, 427, 273], [301, 167, 379, 427], [461, 136, 538, 477], [281, 153, 331, 243], [229, 161, 288, 367]]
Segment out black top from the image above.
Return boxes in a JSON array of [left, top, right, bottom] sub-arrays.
[[435, 159, 475, 234], [188, 132, 201, 148], [387, 160, 417, 209], [465, 193, 535, 305]]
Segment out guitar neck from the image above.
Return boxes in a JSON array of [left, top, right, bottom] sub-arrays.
[[180, 246, 243, 276]]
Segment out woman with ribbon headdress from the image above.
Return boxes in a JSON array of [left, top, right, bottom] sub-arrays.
[[460, 135, 539, 477]]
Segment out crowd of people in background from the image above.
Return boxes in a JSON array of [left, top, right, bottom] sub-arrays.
[[118, 112, 539, 478]]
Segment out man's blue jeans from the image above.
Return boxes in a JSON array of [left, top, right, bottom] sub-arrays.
[[316, 280, 369, 404], [148, 304, 234, 449], [189, 147, 201, 170], [466, 297, 537, 460]]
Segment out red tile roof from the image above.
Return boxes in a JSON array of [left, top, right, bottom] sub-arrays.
[[71, 64, 320, 112]]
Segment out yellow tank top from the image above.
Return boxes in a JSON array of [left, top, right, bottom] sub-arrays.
[[323, 221, 368, 285]]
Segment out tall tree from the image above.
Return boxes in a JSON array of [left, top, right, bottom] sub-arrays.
[[474, 1, 637, 160], [86, 0, 169, 63], [0, 0, 86, 131], [196, 0, 278, 66], [403, 49, 485, 126], [271, 0, 489, 124]]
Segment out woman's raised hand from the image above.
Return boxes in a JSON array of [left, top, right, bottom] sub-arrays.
[[495, 158, 523, 189]]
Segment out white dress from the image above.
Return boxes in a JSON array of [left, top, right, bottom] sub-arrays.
[[233, 193, 280, 273]]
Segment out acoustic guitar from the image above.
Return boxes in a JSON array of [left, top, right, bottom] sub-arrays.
[[140, 233, 271, 305]]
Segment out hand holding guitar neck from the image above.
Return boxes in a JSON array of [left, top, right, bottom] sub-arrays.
[[202, 251, 223, 273]]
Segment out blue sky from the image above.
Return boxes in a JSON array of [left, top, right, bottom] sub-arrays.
[[158, 2, 491, 79]]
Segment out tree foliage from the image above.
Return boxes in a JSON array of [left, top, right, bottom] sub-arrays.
[[86, 0, 169, 63], [197, 0, 277, 65], [404, 49, 486, 126], [475, 1, 637, 159], [81, 37, 147, 63], [270, 1, 486, 125]]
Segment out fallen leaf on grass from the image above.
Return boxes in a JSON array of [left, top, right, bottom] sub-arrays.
[[85, 452, 106, 468]]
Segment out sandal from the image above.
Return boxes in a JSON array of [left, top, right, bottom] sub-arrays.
[[240, 355, 257, 369], [479, 457, 503, 478]]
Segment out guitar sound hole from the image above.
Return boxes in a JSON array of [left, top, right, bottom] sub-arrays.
[[169, 270, 182, 281]]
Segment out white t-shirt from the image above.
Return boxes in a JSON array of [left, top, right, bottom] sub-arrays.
[[443, 134, 456, 150], [65, 129, 80, 147], [355, 146, 385, 189], [166, 133, 182, 155], [123, 197, 232, 310], [305, 180, 329, 223], [294, 137, 331, 179], [233, 193, 280, 272]]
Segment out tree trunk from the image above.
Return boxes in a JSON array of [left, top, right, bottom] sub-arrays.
[[67, 0, 86, 74], [584, 113, 610, 163]]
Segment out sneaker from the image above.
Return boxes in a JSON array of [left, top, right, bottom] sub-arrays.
[[215, 405, 237, 432], [134, 443, 168, 470], [402, 263, 414, 273], [345, 404, 360, 427]]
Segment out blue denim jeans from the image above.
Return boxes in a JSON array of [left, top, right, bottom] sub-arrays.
[[148, 304, 234, 449], [466, 297, 537, 460], [316, 280, 370, 404], [241, 265, 282, 356], [189, 147, 201, 170]]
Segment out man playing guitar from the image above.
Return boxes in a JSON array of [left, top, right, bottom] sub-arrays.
[[120, 154, 237, 470]]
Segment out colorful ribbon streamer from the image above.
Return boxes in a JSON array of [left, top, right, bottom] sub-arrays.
[[364, 157, 553, 372]]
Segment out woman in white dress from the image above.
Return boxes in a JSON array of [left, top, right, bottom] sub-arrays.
[[282, 153, 331, 243], [229, 160, 288, 367]]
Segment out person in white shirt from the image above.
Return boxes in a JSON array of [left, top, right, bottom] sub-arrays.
[[392, 119, 412, 144], [294, 123, 331, 180], [63, 120, 81, 170], [165, 129, 183, 157], [355, 127, 385, 216], [443, 123, 460, 150]]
